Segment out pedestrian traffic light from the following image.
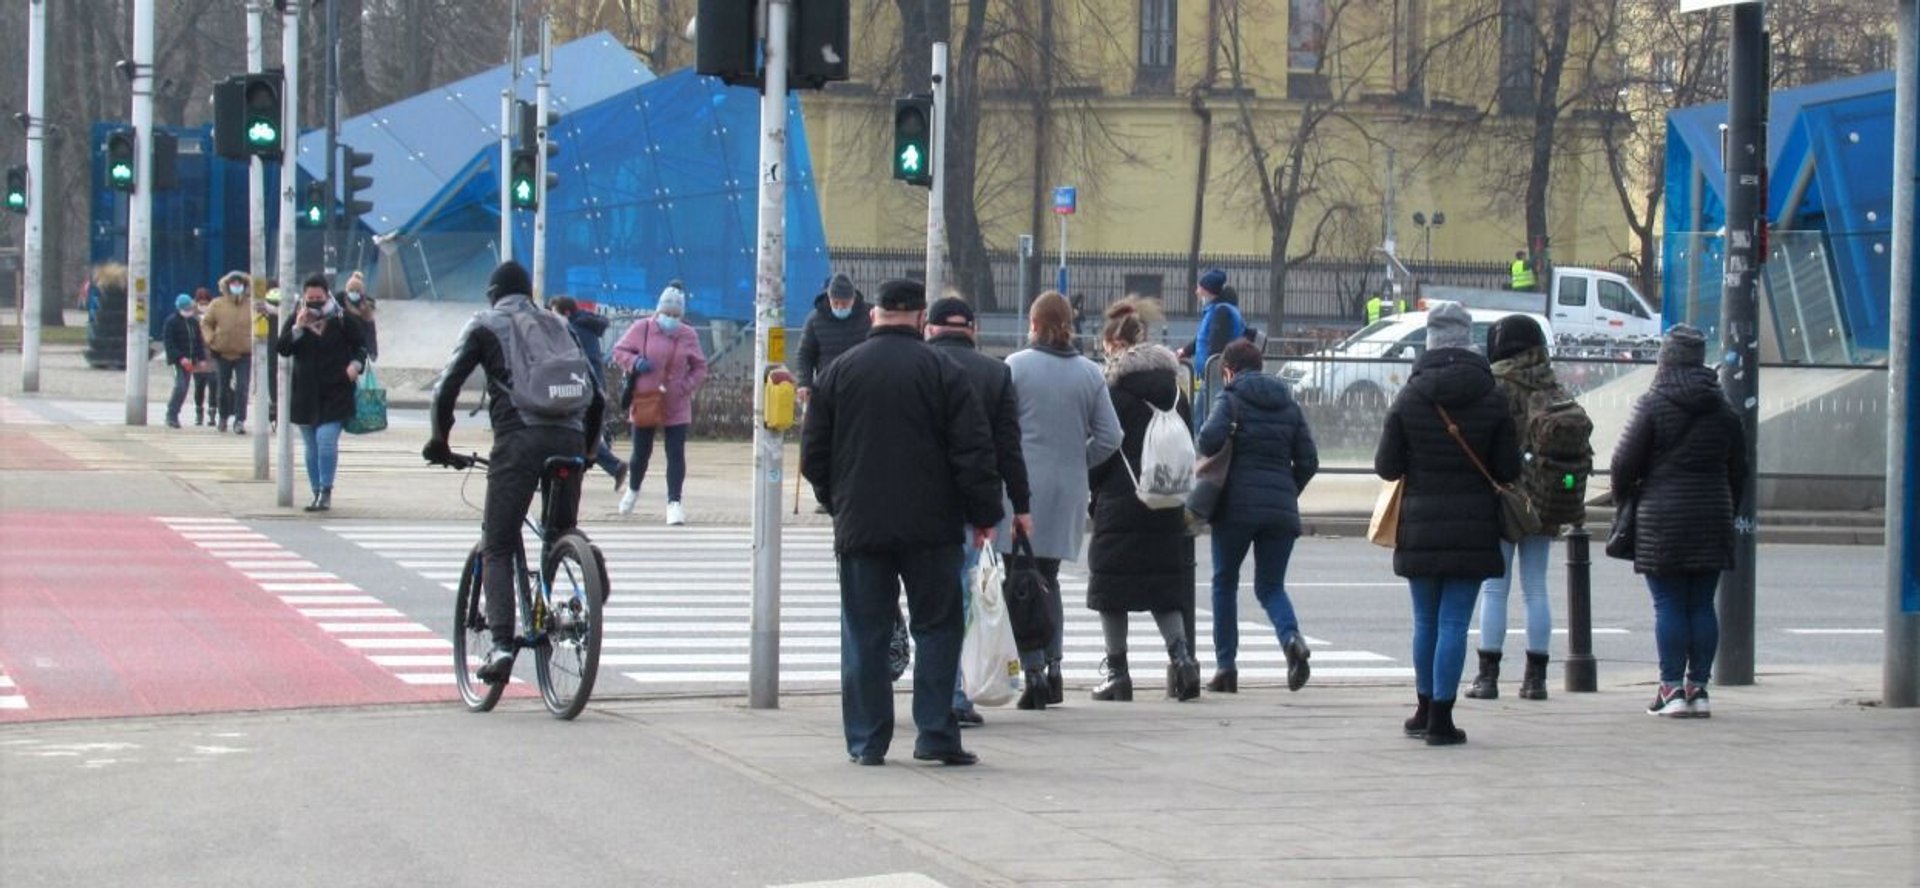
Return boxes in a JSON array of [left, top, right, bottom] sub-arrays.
[[300, 180, 326, 228], [695, 0, 760, 87], [213, 76, 246, 159], [790, 0, 851, 89], [517, 101, 563, 200], [510, 149, 538, 210], [105, 128, 137, 192], [243, 72, 284, 157], [340, 144, 374, 226], [892, 95, 933, 187], [4, 165, 25, 214]]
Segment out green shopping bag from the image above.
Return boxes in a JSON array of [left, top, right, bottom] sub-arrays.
[[345, 363, 388, 435]]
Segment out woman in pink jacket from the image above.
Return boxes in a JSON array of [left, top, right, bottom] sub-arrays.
[[611, 282, 709, 525]]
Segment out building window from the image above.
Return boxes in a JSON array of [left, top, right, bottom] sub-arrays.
[[1136, 0, 1176, 94], [1497, 0, 1537, 115], [1652, 52, 1678, 93]]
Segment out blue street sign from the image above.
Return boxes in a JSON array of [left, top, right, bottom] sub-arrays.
[[1053, 185, 1076, 215]]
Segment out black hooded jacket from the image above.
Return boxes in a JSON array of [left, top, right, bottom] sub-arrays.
[[795, 290, 871, 388], [1374, 347, 1521, 579], [929, 332, 1032, 514], [1610, 364, 1747, 575]]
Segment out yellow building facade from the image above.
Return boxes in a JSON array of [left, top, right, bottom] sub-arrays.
[[799, 0, 1631, 268]]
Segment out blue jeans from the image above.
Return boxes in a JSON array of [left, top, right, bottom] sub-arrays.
[[839, 546, 965, 761], [1476, 534, 1553, 654], [628, 423, 687, 501], [1409, 577, 1480, 701], [1209, 522, 1301, 670], [1647, 573, 1720, 686], [297, 421, 343, 493], [954, 542, 979, 713]]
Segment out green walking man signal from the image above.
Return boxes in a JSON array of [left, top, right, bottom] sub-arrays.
[[892, 94, 933, 188], [4, 166, 25, 214]]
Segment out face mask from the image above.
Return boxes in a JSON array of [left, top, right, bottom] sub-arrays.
[[228, 284, 246, 297], [306, 301, 328, 312], [830, 305, 852, 320], [346, 290, 363, 303], [656, 315, 680, 333]]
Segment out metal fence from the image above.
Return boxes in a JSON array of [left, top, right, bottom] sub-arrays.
[[829, 248, 1525, 328]]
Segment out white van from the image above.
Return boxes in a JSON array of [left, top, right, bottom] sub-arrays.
[[1421, 267, 1658, 340], [1278, 308, 1553, 407]]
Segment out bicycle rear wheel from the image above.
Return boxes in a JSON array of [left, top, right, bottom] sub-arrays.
[[536, 533, 604, 720], [453, 544, 506, 712]]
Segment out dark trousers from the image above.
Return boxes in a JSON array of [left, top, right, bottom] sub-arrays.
[[481, 426, 583, 647], [839, 545, 965, 760], [214, 354, 251, 423], [167, 367, 192, 421], [628, 423, 687, 500]]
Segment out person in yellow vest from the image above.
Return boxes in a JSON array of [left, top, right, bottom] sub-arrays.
[[1510, 251, 1537, 291], [1366, 294, 1384, 324]]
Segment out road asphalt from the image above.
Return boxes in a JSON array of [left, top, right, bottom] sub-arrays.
[[2, 343, 1915, 887]]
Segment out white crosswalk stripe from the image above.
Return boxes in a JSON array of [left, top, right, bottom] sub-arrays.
[[333, 522, 1412, 690]]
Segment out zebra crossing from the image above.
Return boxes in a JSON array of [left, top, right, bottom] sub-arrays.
[[332, 522, 1413, 691]]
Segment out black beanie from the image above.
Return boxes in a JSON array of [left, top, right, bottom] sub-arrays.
[[1659, 323, 1708, 367], [487, 261, 532, 302], [1487, 313, 1548, 363]]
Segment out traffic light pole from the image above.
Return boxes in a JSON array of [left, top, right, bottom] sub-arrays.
[[1885, 0, 1918, 708], [125, 0, 156, 425], [1715, 3, 1766, 687], [924, 42, 947, 301], [323, 0, 340, 275], [248, 0, 269, 481], [532, 16, 551, 300], [275, 1, 302, 508], [20, 0, 46, 393], [499, 90, 513, 264], [748, 0, 791, 711]]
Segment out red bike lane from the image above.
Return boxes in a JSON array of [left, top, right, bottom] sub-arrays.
[[0, 512, 442, 722]]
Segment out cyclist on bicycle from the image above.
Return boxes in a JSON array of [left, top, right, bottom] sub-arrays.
[[424, 261, 605, 683]]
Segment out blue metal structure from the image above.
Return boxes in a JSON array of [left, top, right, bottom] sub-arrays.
[[1665, 72, 1911, 357]]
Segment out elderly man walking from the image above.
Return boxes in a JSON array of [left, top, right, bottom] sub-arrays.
[[802, 279, 1003, 767]]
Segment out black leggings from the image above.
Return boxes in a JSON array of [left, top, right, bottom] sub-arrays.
[[628, 423, 688, 501]]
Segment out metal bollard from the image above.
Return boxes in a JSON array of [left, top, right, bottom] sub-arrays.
[[1564, 525, 1598, 692]]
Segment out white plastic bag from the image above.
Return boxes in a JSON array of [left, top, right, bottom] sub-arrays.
[[960, 545, 1022, 707]]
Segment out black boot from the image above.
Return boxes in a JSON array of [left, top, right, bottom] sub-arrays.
[[1465, 649, 1502, 700], [316, 487, 332, 511], [1206, 667, 1238, 693], [1017, 669, 1049, 711], [1046, 660, 1064, 705], [1404, 694, 1431, 738], [1091, 655, 1132, 701], [1284, 635, 1312, 692], [1426, 699, 1467, 746], [303, 491, 324, 512], [1167, 640, 1200, 701], [1518, 650, 1549, 700]]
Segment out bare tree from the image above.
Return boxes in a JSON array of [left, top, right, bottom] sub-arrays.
[[1217, 0, 1381, 336]]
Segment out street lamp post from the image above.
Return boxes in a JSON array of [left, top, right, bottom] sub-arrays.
[[1411, 211, 1445, 265]]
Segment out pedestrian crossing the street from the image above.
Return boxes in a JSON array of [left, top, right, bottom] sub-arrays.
[[331, 522, 1413, 692]]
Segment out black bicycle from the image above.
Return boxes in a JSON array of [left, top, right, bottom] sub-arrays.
[[439, 453, 606, 720]]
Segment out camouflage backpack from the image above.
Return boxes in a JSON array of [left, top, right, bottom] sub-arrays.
[[1522, 385, 1594, 527]]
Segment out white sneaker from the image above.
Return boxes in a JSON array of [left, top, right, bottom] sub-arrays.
[[618, 489, 637, 515], [665, 501, 686, 526]]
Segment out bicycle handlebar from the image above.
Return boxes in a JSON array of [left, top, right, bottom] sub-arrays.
[[430, 452, 489, 471]]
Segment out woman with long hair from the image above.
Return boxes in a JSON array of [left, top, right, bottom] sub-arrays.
[[1085, 297, 1202, 701]]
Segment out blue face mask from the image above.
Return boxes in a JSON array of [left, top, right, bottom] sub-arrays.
[[656, 315, 680, 333], [830, 305, 853, 320]]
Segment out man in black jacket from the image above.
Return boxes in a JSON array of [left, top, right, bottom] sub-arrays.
[[802, 280, 1003, 767], [549, 295, 628, 491], [794, 272, 870, 400], [423, 262, 606, 684], [925, 296, 1036, 715]]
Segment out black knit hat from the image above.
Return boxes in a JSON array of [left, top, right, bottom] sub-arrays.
[[487, 261, 532, 302], [1487, 313, 1547, 363]]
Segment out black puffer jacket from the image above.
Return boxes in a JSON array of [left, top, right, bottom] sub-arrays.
[[1374, 347, 1521, 579], [794, 290, 871, 388], [1610, 365, 1747, 576], [163, 311, 208, 368], [1197, 371, 1318, 533], [929, 333, 1032, 514], [277, 311, 368, 426], [1086, 344, 1195, 613], [801, 326, 1003, 554]]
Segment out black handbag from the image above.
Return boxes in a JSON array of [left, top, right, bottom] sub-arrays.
[[1003, 532, 1057, 652], [1604, 494, 1638, 560]]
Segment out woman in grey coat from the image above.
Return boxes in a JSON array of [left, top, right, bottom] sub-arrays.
[[996, 291, 1123, 704]]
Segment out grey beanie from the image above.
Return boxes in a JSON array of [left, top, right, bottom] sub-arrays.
[[828, 273, 856, 302], [1659, 323, 1707, 367], [1425, 301, 1474, 352]]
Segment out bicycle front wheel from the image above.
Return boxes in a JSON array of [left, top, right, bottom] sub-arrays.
[[453, 544, 506, 712], [536, 533, 604, 720]]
